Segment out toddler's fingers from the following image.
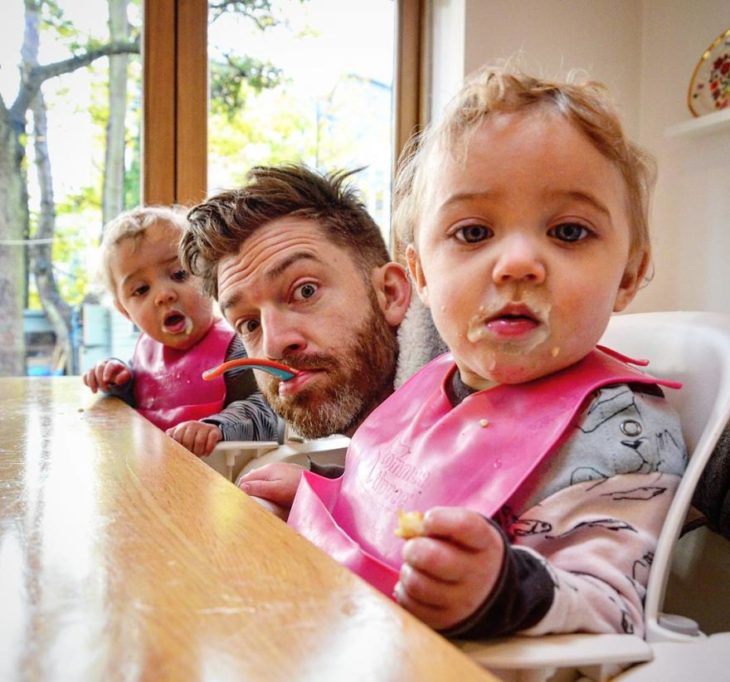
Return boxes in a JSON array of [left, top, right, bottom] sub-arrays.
[[168, 424, 192, 450], [83, 371, 98, 392], [203, 427, 222, 455], [394, 574, 463, 631], [239, 479, 279, 498], [422, 507, 500, 551], [112, 367, 131, 386], [239, 462, 305, 485], [402, 536, 473, 583], [397, 562, 453, 608], [239, 463, 284, 483], [101, 362, 118, 386], [105, 362, 129, 386], [191, 426, 215, 456], [239, 477, 289, 502]]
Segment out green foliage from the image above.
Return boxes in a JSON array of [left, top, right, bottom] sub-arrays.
[[39, 0, 140, 56], [209, 1, 277, 25], [124, 133, 141, 209], [210, 56, 283, 120], [209, 81, 318, 183], [51, 192, 103, 305], [38, 0, 75, 37]]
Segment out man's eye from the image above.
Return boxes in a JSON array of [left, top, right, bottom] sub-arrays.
[[239, 319, 260, 335], [454, 224, 492, 243], [171, 269, 189, 282], [550, 222, 591, 242], [293, 282, 318, 301]]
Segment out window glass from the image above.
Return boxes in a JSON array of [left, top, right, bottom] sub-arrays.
[[0, 0, 142, 377], [207, 0, 396, 237]]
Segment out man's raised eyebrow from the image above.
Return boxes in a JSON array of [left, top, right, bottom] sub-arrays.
[[219, 251, 320, 314], [220, 291, 240, 315], [265, 251, 320, 281]]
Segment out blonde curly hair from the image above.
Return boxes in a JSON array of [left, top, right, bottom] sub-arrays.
[[98, 205, 189, 297]]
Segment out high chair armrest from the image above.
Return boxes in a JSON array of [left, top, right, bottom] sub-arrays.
[[236, 435, 350, 481], [612, 633, 730, 681], [208, 440, 280, 481], [458, 633, 651, 682]]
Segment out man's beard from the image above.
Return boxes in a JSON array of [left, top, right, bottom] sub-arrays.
[[261, 298, 398, 439]]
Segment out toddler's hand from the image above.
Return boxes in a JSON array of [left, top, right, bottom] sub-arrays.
[[82, 359, 131, 393], [166, 420, 222, 456], [395, 507, 505, 631], [237, 462, 304, 511]]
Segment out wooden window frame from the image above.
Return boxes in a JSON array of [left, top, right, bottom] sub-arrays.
[[143, 0, 425, 207], [143, 0, 208, 205]]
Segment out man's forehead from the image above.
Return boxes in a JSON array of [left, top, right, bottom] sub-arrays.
[[236, 218, 329, 263], [220, 222, 329, 278], [217, 219, 339, 312]]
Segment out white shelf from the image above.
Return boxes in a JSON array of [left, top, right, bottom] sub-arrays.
[[664, 108, 730, 138]]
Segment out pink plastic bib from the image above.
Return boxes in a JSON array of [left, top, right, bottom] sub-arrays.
[[288, 347, 681, 598], [133, 318, 234, 431]]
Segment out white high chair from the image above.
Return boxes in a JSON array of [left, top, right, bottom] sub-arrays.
[[459, 311, 730, 681], [206, 425, 349, 483]]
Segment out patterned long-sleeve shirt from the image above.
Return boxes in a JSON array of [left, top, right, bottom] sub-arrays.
[[442, 379, 687, 639]]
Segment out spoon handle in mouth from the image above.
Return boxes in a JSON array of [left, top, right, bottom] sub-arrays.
[[202, 358, 298, 381]]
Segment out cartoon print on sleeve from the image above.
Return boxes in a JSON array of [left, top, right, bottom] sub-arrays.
[[516, 385, 687, 512]]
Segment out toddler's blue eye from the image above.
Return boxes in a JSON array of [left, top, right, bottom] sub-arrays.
[[172, 269, 189, 282], [455, 224, 492, 243], [550, 223, 590, 242]]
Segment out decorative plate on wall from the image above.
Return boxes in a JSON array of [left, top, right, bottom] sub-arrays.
[[688, 28, 730, 117]]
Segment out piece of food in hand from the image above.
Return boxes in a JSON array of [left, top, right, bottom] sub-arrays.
[[394, 510, 425, 539]]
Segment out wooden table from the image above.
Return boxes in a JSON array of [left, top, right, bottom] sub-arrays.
[[0, 378, 495, 682]]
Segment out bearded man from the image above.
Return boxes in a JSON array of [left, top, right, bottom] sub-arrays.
[[182, 163, 416, 444]]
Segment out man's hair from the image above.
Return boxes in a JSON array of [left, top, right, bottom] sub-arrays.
[[181, 164, 390, 298], [393, 64, 656, 266], [98, 205, 188, 295]]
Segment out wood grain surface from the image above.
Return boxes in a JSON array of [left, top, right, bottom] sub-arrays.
[[0, 378, 494, 682]]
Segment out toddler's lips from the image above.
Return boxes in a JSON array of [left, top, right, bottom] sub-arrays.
[[163, 312, 187, 334], [468, 301, 546, 344], [485, 314, 541, 338]]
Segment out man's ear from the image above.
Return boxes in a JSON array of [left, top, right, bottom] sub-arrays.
[[372, 262, 411, 327], [405, 244, 428, 306], [614, 250, 650, 312], [113, 298, 132, 321]]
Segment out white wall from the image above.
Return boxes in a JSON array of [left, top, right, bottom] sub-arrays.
[[637, 0, 730, 314], [428, 0, 730, 314]]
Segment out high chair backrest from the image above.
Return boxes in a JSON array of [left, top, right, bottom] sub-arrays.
[[599, 311, 730, 643]]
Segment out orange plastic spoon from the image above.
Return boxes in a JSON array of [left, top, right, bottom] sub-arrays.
[[202, 358, 298, 382]]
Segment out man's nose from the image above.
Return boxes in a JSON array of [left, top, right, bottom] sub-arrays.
[[260, 309, 307, 360], [492, 234, 546, 285]]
